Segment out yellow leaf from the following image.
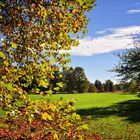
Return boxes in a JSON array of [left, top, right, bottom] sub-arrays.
[[20, 95, 27, 99], [58, 100, 63, 106], [47, 114, 53, 120], [39, 80, 48, 87], [42, 112, 53, 120], [42, 112, 48, 120], [49, 104, 56, 111], [12, 42, 18, 48], [59, 74, 63, 78], [28, 117, 33, 123], [54, 132, 59, 140]]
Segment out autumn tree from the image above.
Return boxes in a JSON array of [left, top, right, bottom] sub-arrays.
[[0, 0, 95, 106], [0, 0, 101, 139]]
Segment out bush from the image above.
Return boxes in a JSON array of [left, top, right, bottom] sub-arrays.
[[0, 98, 101, 140]]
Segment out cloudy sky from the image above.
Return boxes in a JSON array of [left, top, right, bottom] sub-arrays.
[[69, 0, 140, 83]]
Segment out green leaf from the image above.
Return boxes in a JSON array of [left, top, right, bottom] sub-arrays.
[[7, 83, 13, 91], [23, 83, 29, 87], [46, 90, 52, 95], [0, 82, 5, 88], [6, 94, 12, 99], [0, 51, 6, 59], [78, 124, 89, 130], [59, 74, 63, 78], [56, 82, 63, 88], [2, 76, 6, 80], [3, 61, 9, 66], [54, 87, 60, 91]]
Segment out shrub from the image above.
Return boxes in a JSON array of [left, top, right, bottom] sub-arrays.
[[0, 98, 101, 140]]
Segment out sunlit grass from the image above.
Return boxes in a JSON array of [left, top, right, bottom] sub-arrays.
[[1, 93, 140, 139]]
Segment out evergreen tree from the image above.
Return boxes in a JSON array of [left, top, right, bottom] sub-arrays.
[[94, 80, 102, 92], [105, 80, 114, 92], [73, 67, 89, 93], [63, 67, 75, 93]]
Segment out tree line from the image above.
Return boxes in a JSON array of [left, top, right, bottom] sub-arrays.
[[62, 67, 121, 93], [22, 66, 124, 94]]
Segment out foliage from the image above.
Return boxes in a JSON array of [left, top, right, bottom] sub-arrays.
[[90, 117, 140, 140], [88, 83, 97, 93], [113, 84, 122, 91], [1, 93, 140, 139], [0, 98, 101, 140], [63, 67, 89, 93], [127, 80, 140, 96], [94, 80, 104, 92], [0, 0, 95, 107], [113, 33, 140, 95], [114, 47, 140, 82], [24, 70, 64, 94], [62, 67, 76, 93], [73, 67, 89, 93], [0, 0, 99, 139], [104, 79, 114, 92]]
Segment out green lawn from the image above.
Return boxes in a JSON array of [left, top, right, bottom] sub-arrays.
[[29, 93, 140, 139], [1, 93, 140, 139]]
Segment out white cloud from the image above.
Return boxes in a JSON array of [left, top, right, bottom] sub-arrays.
[[127, 9, 140, 14], [65, 26, 140, 56]]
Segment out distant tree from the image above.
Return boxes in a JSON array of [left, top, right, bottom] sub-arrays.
[[88, 83, 97, 93], [73, 67, 89, 93], [105, 80, 114, 92], [94, 80, 102, 92], [114, 84, 122, 91], [101, 83, 105, 92], [63, 67, 75, 93]]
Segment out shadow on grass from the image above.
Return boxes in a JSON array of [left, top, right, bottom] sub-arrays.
[[76, 99, 140, 123]]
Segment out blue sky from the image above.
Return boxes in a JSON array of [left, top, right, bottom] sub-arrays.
[[69, 0, 140, 84]]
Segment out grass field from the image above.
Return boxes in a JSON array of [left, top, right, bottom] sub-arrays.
[[29, 93, 140, 139], [1, 93, 140, 139]]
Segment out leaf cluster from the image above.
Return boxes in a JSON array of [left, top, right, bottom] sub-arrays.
[[0, 98, 101, 140]]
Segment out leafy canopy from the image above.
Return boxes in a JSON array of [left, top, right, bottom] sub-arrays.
[[0, 0, 95, 108], [113, 33, 140, 95], [0, 1, 100, 139]]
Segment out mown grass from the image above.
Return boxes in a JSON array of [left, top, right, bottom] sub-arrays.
[[29, 93, 140, 139], [1, 93, 140, 139]]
